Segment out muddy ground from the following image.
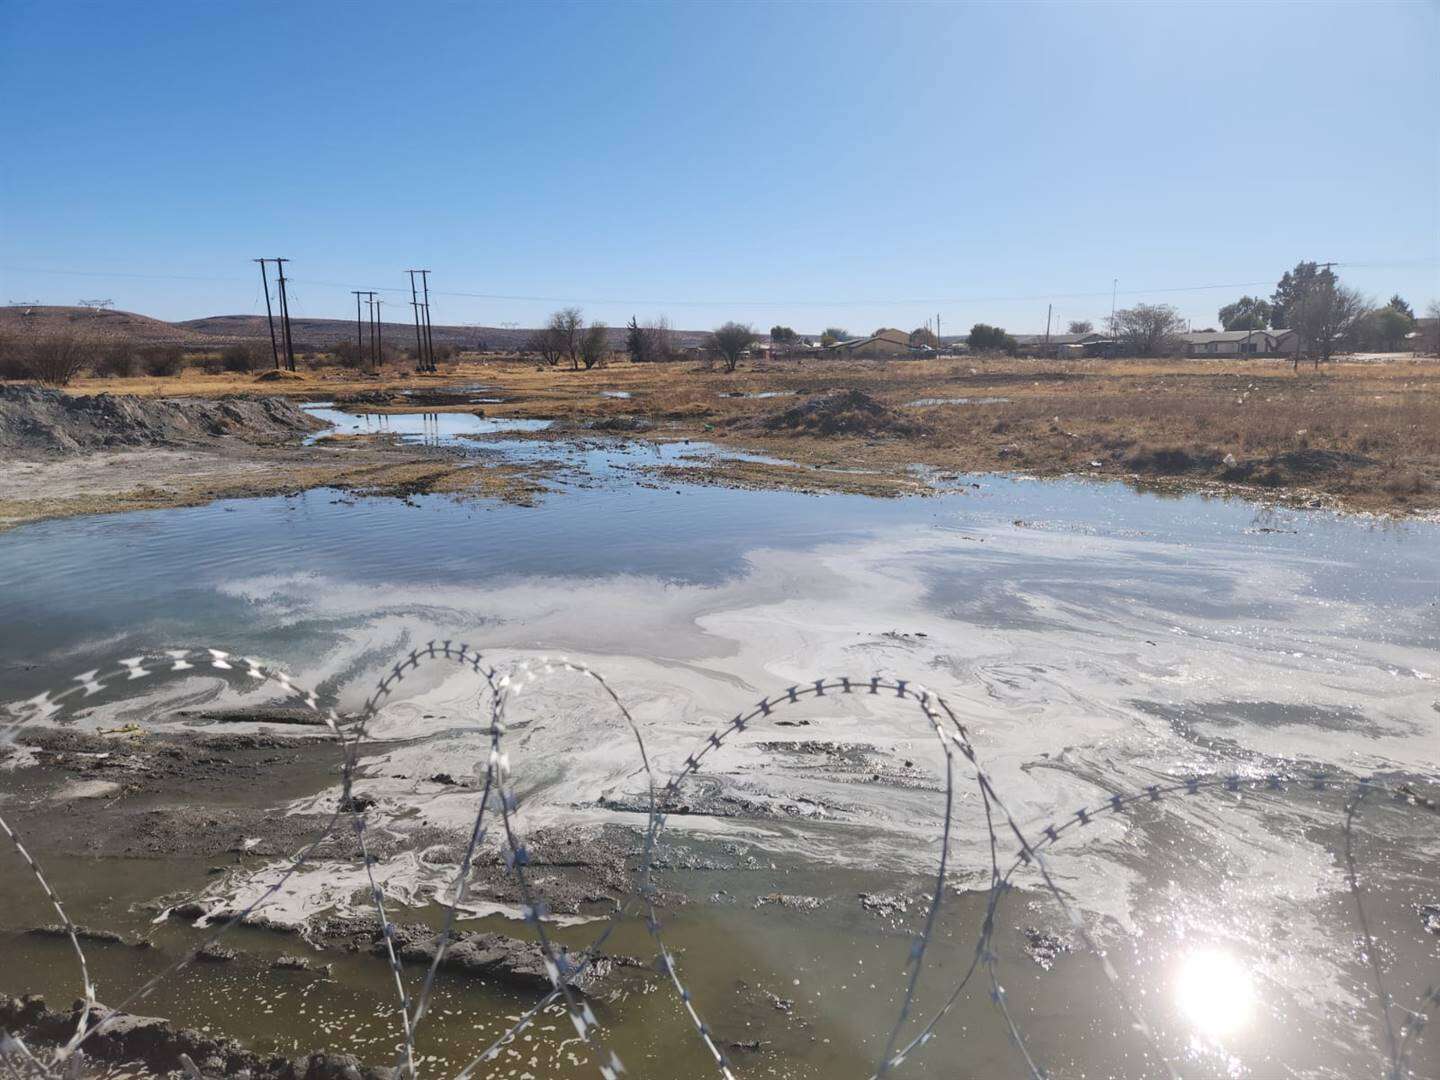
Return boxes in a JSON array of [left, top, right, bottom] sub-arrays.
[[0, 703, 907, 1077], [0, 714, 669, 1074], [5, 352, 1438, 527], [0, 385, 552, 530]]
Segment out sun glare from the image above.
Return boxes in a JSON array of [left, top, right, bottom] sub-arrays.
[[1175, 948, 1257, 1038]]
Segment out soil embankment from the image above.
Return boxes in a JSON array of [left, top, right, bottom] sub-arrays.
[[0, 386, 549, 531], [0, 385, 323, 456], [1, 996, 397, 1079]]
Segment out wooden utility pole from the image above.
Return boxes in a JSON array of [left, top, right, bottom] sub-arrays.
[[419, 269, 436, 372], [1110, 278, 1118, 356], [255, 259, 280, 369], [365, 296, 377, 367], [407, 270, 426, 371], [274, 258, 296, 371], [373, 298, 384, 366], [1044, 303, 1052, 348], [351, 290, 367, 354]]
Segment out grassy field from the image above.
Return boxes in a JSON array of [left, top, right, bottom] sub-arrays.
[[48, 352, 1440, 515]]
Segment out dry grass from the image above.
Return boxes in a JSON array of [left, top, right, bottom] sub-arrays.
[[29, 352, 1440, 514]]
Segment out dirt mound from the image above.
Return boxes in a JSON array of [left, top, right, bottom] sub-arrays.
[[253, 367, 307, 382], [1216, 447, 1377, 487], [0, 385, 324, 456], [753, 389, 928, 438], [1272, 448, 1374, 475], [1125, 446, 1222, 474]]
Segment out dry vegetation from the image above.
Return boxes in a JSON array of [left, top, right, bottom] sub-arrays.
[[12, 350, 1440, 517]]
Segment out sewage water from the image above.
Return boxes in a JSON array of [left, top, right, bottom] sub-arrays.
[[904, 396, 1011, 407], [303, 405, 551, 445], [1, 407, 1437, 1078]]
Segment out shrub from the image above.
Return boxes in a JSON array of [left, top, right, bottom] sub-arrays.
[[330, 340, 367, 369], [140, 344, 185, 377], [221, 343, 263, 373], [26, 333, 90, 386], [1382, 470, 1430, 496], [967, 324, 1017, 355], [0, 333, 27, 380], [93, 342, 139, 378]]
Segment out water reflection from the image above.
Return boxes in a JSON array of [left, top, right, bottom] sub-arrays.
[[302, 404, 551, 446], [1175, 948, 1257, 1037]]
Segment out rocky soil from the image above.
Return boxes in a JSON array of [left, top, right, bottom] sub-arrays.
[[0, 385, 324, 457]]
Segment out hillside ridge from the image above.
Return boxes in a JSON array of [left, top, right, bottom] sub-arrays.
[[1, 306, 709, 350]]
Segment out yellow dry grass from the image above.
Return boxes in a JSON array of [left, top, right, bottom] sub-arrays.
[[44, 352, 1440, 514]]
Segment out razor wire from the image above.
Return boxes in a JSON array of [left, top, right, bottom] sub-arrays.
[[0, 646, 1435, 1080]]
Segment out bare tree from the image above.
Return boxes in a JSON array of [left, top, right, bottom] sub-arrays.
[[548, 307, 584, 370], [1113, 303, 1185, 356], [709, 321, 757, 373], [579, 322, 609, 369], [526, 327, 564, 367], [1289, 278, 1368, 369], [1067, 320, 1093, 335], [643, 316, 673, 362]]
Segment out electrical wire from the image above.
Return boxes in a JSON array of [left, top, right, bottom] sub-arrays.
[[3, 258, 1435, 313]]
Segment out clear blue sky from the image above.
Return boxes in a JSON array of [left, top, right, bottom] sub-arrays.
[[2, 1, 1436, 335]]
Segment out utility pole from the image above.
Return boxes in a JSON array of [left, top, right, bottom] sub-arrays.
[[355, 290, 376, 365], [419, 269, 436, 372], [351, 290, 368, 355], [274, 258, 296, 371], [255, 259, 280, 370], [365, 297, 375, 366], [936, 312, 941, 354], [407, 270, 426, 371], [1110, 278, 1118, 356], [373, 298, 384, 367], [1044, 303, 1052, 348]]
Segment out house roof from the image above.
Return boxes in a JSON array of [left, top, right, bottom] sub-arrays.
[[1181, 330, 1276, 344], [1012, 332, 1102, 346], [827, 328, 914, 350]]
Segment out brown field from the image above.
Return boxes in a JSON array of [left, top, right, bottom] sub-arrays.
[[38, 351, 1440, 517]]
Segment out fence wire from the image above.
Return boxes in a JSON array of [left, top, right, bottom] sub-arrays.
[[1, 645, 1436, 1079]]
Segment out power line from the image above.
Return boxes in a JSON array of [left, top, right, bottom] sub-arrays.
[[4, 257, 1437, 313]]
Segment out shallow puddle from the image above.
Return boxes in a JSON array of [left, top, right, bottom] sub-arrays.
[[303, 404, 551, 446]]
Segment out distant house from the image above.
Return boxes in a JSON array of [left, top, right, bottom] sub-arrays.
[[825, 328, 918, 358], [1408, 318, 1439, 354], [1012, 332, 1107, 358], [1180, 330, 1296, 357]]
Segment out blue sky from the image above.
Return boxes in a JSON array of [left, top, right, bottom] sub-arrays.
[[2, 1, 1436, 335]]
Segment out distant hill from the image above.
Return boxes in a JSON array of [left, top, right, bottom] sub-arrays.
[[0, 306, 211, 345], [0, 306, 710, 352], [178, 314, 524, 350], [178, 315, 709, 351]]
